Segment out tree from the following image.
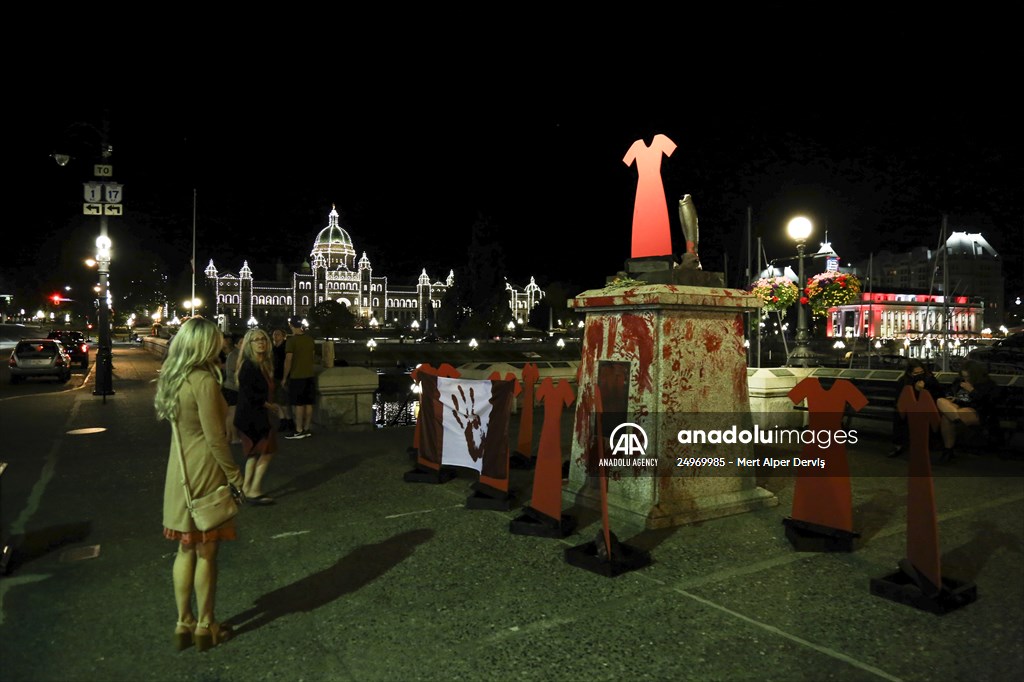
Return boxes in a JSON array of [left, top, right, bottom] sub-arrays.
[[308, 300, 355, 338], [463, 215, 510, 336], [527, 280, 584, 331], [436, 275, 470, 338], [435, 215, 512, 338]]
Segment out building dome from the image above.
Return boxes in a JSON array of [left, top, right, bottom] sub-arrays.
[[311, 206, 356, 268], [945, 232, 999, 259]]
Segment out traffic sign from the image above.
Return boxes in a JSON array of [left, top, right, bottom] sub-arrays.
[[94, 164, 113, 177], [83, 203, 103, 215], [84, 182, 103, 202], [103, 204, 123, 216], [103, 182, 123, 203]]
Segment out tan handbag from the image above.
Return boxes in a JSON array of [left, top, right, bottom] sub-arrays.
[[173, 422, 239, 531]]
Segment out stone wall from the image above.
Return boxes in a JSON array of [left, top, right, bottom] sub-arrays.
[[314, 366, 380, 431]]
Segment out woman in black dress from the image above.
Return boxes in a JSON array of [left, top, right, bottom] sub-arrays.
[[234, 328, 279, 504]]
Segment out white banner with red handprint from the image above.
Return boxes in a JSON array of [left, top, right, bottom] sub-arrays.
[[419, 375, 515, 477]]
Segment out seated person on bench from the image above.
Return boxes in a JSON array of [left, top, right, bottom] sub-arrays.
[[935, 359, 1000, 462]]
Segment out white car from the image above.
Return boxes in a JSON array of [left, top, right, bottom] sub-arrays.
[[8, 339, 73, 384]]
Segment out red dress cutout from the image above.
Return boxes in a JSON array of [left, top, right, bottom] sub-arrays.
[[788, 378, 868, 533], [517, 363, 541, 457], [481, 373, 521, 493], [411, 363, 461, 469], [897, 386, 943, 592], [623, 134, 677, 258], [530, 378, 575, 521]]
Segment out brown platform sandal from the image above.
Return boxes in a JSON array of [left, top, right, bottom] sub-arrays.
[[194, 621, 233, 652], [174, 619, 197, 651]]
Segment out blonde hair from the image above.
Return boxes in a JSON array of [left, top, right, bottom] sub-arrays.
[[154, 316, 223, 422], [239, 328, 273, 379]]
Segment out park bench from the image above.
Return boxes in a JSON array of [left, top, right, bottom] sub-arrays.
[[802, 368, 1023, 457]]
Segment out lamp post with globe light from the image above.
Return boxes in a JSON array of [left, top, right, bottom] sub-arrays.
[[785, 216, 817, 367], [55, 118, 119, 398], [92, 235, 115, 396]]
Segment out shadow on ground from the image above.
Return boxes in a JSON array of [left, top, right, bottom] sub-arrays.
[[228, 528, 434, 636]]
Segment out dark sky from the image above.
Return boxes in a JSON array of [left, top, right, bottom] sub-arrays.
[[9, 85, 1022, 308]]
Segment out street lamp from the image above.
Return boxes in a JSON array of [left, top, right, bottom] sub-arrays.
[[54, 119, 117, 398], [94, 235, 114, 397], [183, 298, 202, 316], [785, 216, 817, 367]]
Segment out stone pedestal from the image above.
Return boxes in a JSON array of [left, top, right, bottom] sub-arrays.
[[746, 367, 814, 430], [566, 283, 777, 530], [322, 340, 335, 368], [315, 367, 379, 430]]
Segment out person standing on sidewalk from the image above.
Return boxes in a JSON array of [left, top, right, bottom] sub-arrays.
[[234, 328, 280, 503], [222, 333, 242, 445], [271, 327, 293, 433], [283, 316, 316, 439], [155, 316, 243, 652]]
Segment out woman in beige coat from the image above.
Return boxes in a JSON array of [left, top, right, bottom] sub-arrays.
[[156, 316, 244, 652]]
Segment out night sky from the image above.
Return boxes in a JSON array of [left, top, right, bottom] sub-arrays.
[[9, 82, 1022, 310]]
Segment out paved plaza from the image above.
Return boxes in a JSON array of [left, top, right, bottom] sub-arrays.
[[1, 345, 1022, 681]]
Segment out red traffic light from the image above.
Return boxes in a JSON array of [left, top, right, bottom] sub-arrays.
[[51, 294, 62, 305]]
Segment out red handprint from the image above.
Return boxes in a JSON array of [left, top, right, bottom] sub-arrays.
[[451, 384, 485, 461]]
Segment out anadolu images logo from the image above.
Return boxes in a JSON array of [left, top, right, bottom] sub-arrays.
[[609, 422, 648, 457]]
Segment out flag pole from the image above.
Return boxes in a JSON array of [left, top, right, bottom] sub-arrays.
[[191, 188, 197, 307]]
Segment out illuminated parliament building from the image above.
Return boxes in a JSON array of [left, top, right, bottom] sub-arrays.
[[202, 207, 543, 327]]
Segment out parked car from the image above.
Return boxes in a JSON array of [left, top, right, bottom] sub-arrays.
[[967, 332, 1024, 373], [46, 330, 90, 368], [8, 339, 73, 383]]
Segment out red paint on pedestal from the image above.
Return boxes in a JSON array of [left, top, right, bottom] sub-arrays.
[[620, 314, 654, 394], [702, 330, 722, 353]]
